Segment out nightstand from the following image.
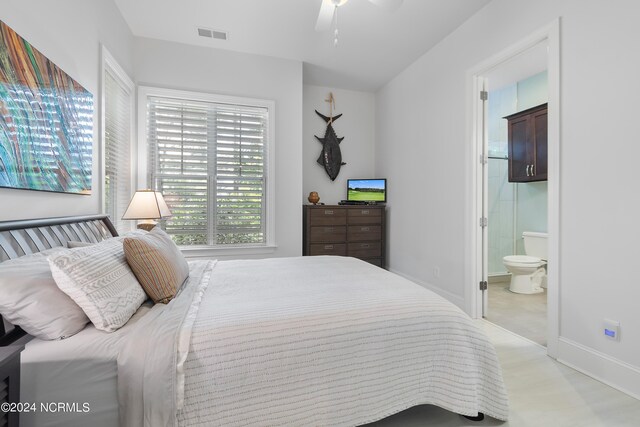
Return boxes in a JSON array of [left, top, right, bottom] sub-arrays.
[[0, 345, 24, 427]]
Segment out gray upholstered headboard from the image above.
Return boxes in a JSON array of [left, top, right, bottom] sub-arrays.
[[0, 215, 118, 345]]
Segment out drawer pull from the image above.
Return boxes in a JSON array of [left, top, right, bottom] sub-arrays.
[[360, 244, 371, 249], [324, 210, 334, 215], [324, 227, 334, 232], [324, 245, 334, 250], [361, 227, 370, 232], [361, 210, 370, 215]]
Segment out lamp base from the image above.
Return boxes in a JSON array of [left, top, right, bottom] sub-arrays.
[[137, 222, 157, 231]]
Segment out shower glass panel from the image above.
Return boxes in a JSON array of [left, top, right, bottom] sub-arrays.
[[487, 84, 517, 275], [488, 157, 515, 274]]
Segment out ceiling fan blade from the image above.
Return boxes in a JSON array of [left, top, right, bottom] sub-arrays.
[[368, 0, 403, 12], [315, 0, 335, 32]]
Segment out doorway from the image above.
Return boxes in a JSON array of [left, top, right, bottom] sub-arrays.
[[485, 45, 548, 346], [467, 20, 560, 358]]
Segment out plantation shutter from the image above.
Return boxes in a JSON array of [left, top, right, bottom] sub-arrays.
[[147, 96, 268, 246], [104, 70, 132, 232]]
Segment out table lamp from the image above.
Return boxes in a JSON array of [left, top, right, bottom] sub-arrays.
[[122, 190, 172, 231]]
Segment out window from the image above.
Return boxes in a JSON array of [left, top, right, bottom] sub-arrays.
[[102, 48, 134, 232], [142, 88, 274, 248]]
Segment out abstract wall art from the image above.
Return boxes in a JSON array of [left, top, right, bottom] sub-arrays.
[[0, 20, 93, 194]]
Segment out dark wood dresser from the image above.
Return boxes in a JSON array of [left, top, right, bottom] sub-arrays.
[[303, 205, 386, 268]]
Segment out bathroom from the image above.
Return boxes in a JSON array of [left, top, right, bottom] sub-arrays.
[[485, 64, 549, 347]]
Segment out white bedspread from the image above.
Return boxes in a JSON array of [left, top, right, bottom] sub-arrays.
[[118, 256, 509, 426]]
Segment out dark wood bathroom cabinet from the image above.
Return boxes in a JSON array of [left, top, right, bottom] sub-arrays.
[[504, 103, 548, 182]]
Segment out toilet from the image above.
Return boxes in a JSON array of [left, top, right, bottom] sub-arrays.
[[503, 232, 548, 294]]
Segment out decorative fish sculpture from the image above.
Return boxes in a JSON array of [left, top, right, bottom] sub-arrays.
[[314, 110, 346, 181]]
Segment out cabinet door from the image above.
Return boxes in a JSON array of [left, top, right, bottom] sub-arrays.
[[532, 109, 548, 180], [508, 116, 534, 182]]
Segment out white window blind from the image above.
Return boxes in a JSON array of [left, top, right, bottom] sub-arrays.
[[104, 70, 132, 232], [147, 96, 268, 247]]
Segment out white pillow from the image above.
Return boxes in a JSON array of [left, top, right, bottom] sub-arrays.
[[115, 229, 149, 241], [66, 230, 147, 248], [0, 247, 89, 340], [49, 238, 146, 332], [66, 240, 94, 248]]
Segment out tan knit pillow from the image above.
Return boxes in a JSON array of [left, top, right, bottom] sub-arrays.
[[123, 227, 189, 304]]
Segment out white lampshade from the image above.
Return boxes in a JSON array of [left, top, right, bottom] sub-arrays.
[[122, 190, 172, 220]]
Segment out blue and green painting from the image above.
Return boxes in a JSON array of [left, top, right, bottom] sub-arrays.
[[0, 20, 93, 194]]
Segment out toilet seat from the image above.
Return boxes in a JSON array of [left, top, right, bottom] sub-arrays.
[[503, 255, 540, 264], [503, 255, 545, 268]]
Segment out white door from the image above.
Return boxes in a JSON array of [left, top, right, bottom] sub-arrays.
[[479, 78, 489, 317]]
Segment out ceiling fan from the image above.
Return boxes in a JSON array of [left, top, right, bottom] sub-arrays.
[[315, 0, 403, 45]]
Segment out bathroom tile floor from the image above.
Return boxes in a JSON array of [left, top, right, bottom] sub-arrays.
[[486, 278, 547, 347]]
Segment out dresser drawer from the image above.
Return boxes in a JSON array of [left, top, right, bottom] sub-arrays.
[[347, 225, 381, 242], [347, 208, 382, 225], [347, 242, 381, 258], [310, 243, 347, 256], [309, 226, 347, 242], [309, 208, 347, 225], [363, 258, 383, 268]]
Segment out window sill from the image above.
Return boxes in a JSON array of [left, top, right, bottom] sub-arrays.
[[180, 245, 277, 259]]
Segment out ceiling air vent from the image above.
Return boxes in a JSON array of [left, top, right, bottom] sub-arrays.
[[197, 27, 228, 41]]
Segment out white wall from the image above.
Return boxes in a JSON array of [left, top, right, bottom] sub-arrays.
[[376, 0, 640, 396], [0, 0, 134, 221], [134, 37, 303, 259], [303, 85, 375, 205]]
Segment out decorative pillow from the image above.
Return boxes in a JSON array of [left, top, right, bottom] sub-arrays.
[[0, 247, 89, 340], [116, 230, 149, 240], [67, 240, 94, 248], [49, 238, 146, 332], [123, 227, 189, 304], [66, 230, 148, 248]]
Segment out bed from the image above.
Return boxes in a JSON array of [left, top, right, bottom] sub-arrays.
[[0, 215, 509, 426]]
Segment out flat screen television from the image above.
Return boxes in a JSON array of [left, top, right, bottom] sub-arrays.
[[347, 179, 387, 203]]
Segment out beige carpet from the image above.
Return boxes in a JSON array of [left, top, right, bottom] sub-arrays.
[[363, 321, 640, 426]]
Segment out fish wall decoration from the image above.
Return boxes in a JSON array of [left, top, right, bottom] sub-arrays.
[[314, 92, 346, 181]]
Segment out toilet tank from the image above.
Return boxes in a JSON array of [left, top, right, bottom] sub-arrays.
[[523, 232, 548, 260]]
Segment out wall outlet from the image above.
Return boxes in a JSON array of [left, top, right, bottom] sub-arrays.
[[603, 319, 620, 341], [433, 267, 440, 278]]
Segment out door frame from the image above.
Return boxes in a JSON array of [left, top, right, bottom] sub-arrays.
[[465, 19, 561, 358]]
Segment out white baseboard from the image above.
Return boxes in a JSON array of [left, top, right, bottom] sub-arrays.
[[558, 337, 640, 401], [389, 268, 465, 310]]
